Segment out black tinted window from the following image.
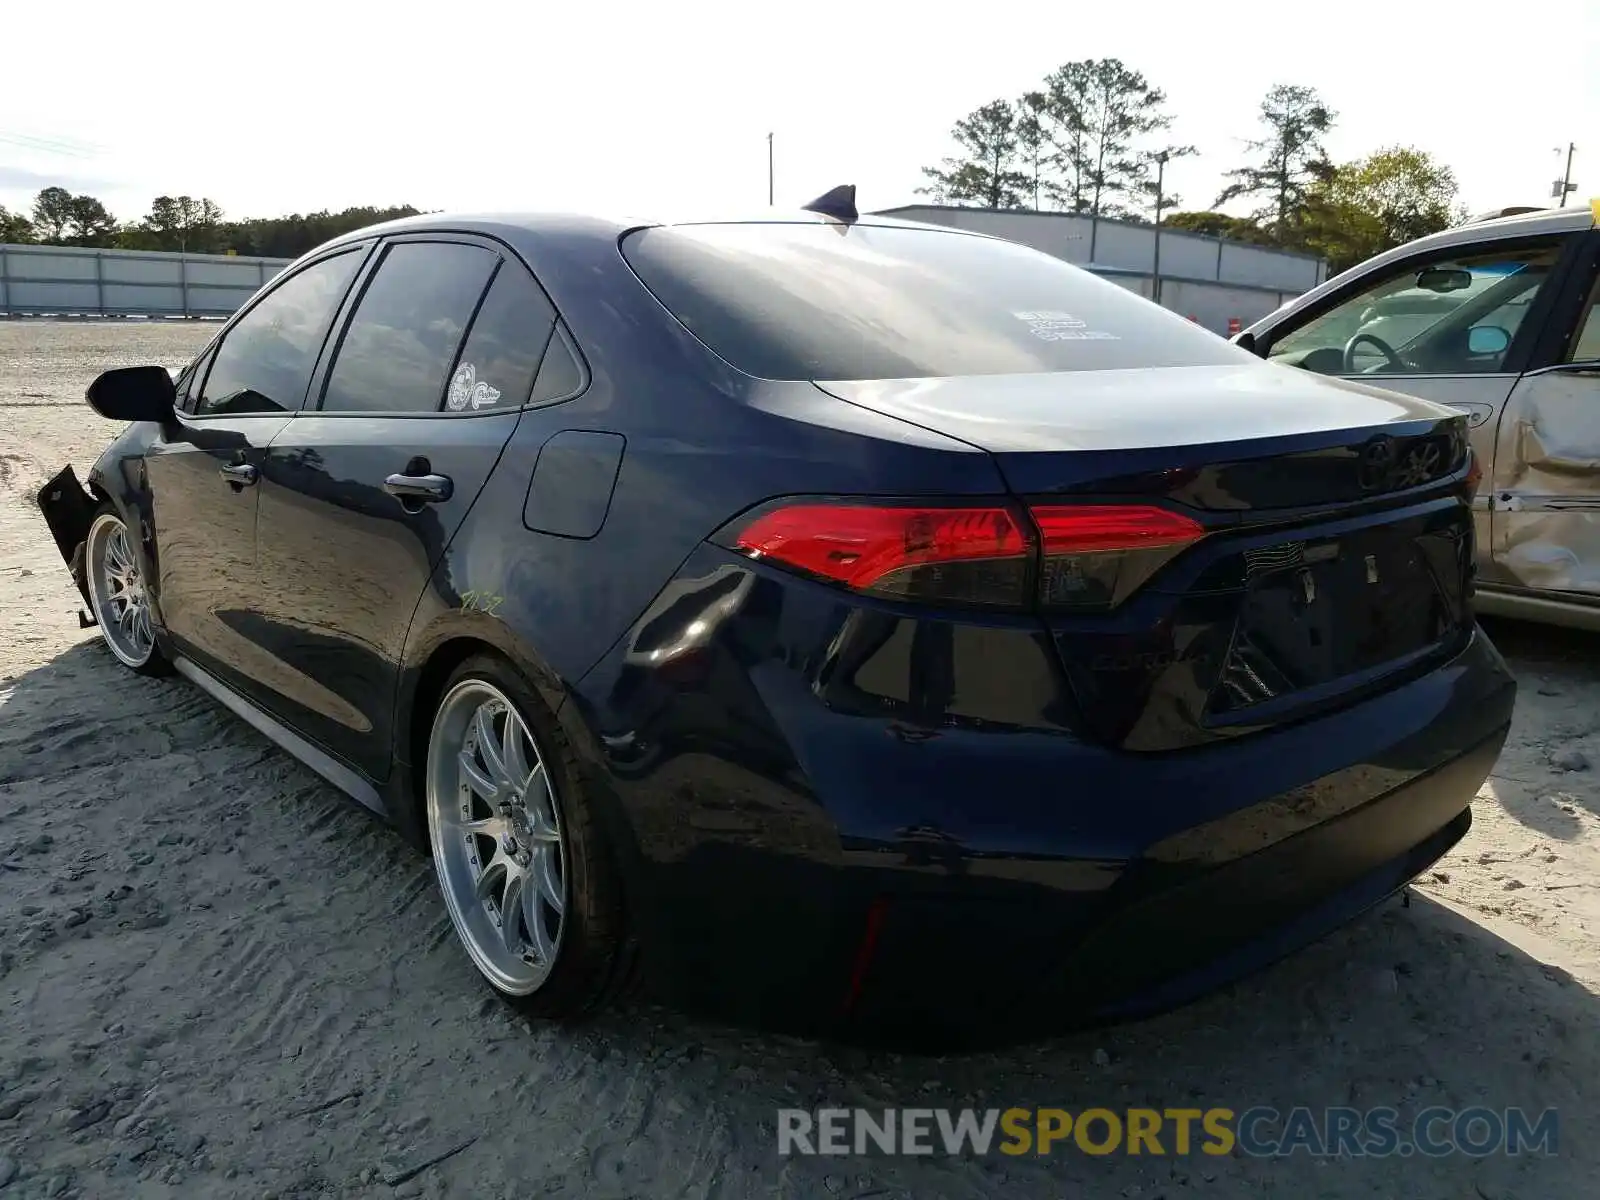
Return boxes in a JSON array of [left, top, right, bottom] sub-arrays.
[[321, 241, 497, 413], [443, 264, 556, 413], [196, 250, 361, 415], [622, 223, 1244, 381], [529, 324, 584, 404]]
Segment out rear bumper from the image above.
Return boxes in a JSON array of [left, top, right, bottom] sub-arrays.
[[574, 551, 1517, 1041]]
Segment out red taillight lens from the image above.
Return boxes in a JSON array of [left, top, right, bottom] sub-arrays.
[[1031, 505, 1206, 554], [724, 499, 1207, 611], [1032, 504, 1206, 611], [732, 503, 1032, 607]]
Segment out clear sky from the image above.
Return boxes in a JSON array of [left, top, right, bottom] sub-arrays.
[[3, 0, 1596, 228]]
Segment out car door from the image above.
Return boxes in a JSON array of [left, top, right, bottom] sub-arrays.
[[250, 236, 562, 781], [1256, 233, 1583, 555], [1486, 231, 1600, 595], [143, 245, 368, 697]]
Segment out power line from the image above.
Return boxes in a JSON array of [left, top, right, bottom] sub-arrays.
[[0, 130, 102, 158]]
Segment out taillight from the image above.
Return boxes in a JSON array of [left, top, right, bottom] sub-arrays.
[[719, 499, 1206, 612], [730, 503, 1033, 608], [1033, 504, 1205, 611]]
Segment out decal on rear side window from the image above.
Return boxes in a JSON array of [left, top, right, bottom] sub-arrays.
[[446, 362, 502, 412]]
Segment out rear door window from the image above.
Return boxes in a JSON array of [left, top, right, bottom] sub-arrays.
[[320, 241, 498, 413], [528, 325, 585, 404], [442, 263, 557, 413], [620, 221, 1242, 381], [195, 249, 363, 415]]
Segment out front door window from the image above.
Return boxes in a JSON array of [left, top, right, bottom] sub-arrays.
[[1267, 244, 1563, 378]]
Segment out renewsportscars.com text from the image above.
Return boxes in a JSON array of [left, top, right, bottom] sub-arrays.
[[777, 1106, 1558, 1159]]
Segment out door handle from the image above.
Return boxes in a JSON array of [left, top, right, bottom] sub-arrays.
[[219, 462, 258, 488], [383, 472, 453, 503]]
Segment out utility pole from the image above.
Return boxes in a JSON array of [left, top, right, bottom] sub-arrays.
[[1151, 150, 1169, 307], [768, 132, 774, 206], [1553, 143, 1577, 206]]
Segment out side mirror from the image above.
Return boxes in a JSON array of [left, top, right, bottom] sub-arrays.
[[1467, 325, 1511, 356], [86, 365, 177, 423]]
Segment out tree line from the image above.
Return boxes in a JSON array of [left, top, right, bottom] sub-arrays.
[[919, 63, 1466, 272], [0, 188, 421, 259]]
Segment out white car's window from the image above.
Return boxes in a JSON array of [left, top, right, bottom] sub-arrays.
[[1568, 274, 1600, 364], [1267, 244, 1562, 378]]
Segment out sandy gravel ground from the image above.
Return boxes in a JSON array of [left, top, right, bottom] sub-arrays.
[[3, 320, 1600, 1199]]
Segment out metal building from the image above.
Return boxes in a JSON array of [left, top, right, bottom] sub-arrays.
[[874, 205, 1328, 335]]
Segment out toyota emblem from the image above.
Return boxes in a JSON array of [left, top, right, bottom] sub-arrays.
[[1357, 437, 1396, 492]]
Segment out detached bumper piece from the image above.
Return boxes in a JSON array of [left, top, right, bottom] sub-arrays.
[[35, 464, 98, 613]]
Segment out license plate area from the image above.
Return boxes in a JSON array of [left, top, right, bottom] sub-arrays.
[[1208, 525, 1456, 716]]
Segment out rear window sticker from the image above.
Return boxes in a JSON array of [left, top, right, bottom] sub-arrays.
[[1013, 311, 1119, 342], [447, 362, 502, 411]]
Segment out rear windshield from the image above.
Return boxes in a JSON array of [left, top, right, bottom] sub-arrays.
[[620, 221, 1243, 381]]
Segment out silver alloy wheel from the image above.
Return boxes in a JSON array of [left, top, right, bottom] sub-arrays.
[[85, 512, 156, 669], [426, 679, 568, 995]]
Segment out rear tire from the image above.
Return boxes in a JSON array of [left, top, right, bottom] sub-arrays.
[[423, 654, 630, 1019], [83, 505, 171, 677]]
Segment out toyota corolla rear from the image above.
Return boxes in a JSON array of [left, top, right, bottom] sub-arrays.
[[576, 216, 1516, 1044]]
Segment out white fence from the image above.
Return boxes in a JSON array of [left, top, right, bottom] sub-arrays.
[[5, 215, 1328, 334], [0, 244, 292, 318]]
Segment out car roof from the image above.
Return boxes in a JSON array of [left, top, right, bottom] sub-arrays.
[[1346, 202, 1595, 269], [316, 207, 985, 256]]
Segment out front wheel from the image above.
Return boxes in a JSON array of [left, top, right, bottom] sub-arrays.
[[424, 655, 631, 1018], [84, 506, 171, 676]]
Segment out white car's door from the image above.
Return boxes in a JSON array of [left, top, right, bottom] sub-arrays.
[[1250, 233, 1581, 558], [1486, 245, 1600, 596]]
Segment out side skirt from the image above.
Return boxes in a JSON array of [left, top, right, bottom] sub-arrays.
[[1473, 585, 1600, 632], [172, 656, 389, 817]]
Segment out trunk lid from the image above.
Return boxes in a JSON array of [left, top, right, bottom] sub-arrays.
[[816, 365, 1476, 752]]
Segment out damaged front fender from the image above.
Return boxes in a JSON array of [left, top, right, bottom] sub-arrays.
[[35, 464, 100, 624]]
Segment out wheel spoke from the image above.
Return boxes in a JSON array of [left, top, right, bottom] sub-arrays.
[[133, 606, 152, 650], [460, 813, 507, 838], [524, 763, 558, 829], [503, 715, 531, 792], [473, 855, 506, 905], [498, 871, 525, 955], [105, 532, 129, 572], [525, 809, 561, 844], [532, 845, 564, 915], [474, 705, 507, 785], [458, 749, 499, 801], [523, 871, 555, 962]]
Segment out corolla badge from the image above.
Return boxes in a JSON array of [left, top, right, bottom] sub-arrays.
[[446, 362, 501, 411]]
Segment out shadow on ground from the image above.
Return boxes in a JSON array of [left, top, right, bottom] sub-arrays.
[[1473, 616, 1600, 840], [0, 638, 1594, 1199]]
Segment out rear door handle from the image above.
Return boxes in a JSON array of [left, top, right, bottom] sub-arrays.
[[383, 472, 453, 503], [219, 462, 258, 488]]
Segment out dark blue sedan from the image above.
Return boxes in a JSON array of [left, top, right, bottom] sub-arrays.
[[37, 191, 1516, 1044]]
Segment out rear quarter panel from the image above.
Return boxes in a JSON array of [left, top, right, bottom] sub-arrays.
[[391, 220, 1008, 766]]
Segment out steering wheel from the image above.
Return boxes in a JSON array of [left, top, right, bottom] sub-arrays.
[[1342, 332, 1404, 373]]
